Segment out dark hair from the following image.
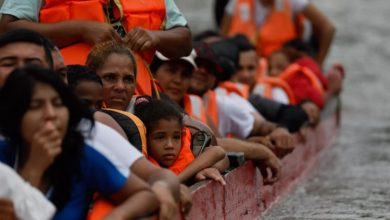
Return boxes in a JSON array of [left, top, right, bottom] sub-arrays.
[[67, 65, 103, 91], [0, 29, 54, 69], [149, 56, 164, 74], [283, 39, 315, 59], [0, 66, 93, 208], [208, 38, 239, 81], [134, 96, 183, 133], [230, 34, 256, 52], [86, 41, 137, 77], [193, 30, 220, 41]]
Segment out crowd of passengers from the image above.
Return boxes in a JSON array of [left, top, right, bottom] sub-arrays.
[[0, 0, 344, 219]]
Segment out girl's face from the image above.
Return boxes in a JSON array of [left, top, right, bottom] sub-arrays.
[[268, 52, 290, 77], [97, 53, 136, 111], [154, 61, 193, 104], [21, 83, 69, 145], [147, 118, 182, 168]]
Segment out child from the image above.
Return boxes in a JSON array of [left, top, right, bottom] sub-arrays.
[[134, 96, 227, 185], [67, 65, 104, 110]]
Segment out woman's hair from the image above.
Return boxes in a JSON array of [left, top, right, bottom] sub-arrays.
[[67, 64, 103, 91], [86, 41, 137, 76], [134, 96, 183, 133], [0, 66, 93, 208]]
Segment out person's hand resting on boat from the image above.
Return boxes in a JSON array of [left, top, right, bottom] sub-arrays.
[[254, 149, 282, 185], [195, 167, 226, 186], [268, 127, 294, 158], [301, 101, 320, 126], [179, 184, 192, 215], [151, 181, 178, 220]]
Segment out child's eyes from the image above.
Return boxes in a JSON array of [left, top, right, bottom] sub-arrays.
[[173, 134, 181, 140]]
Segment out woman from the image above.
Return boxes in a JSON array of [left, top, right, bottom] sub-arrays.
[[87, 41, 137, 111], [0, 66, 158, 219]]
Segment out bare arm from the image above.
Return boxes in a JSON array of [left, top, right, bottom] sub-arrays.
[[0, 15, 121, 48], [125, 26, 192, 59], [217, 137, 281, 183], [302, 3, 336, 66], [131, 158, 180, 200], [178, 145, 226, 182], [249, 112, 278, 136], [105, 174, 159, 219], [94, 111, 128, 140]]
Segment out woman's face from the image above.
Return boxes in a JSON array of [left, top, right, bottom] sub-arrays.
[[154, 61, 193, 104], [97, 53, 136, 111], [147, 118, 182, 168], [21, 83, 69, 145]]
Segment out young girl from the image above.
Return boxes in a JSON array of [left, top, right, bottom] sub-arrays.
[[134, 96, 227, 185], [0, 67, 158, 219]]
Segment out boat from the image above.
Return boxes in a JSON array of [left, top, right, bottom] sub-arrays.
[[184, 96, 341, 219]]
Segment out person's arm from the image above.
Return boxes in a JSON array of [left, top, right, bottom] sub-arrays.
[[302, 3, 336, 66], [217, 137, 281, 184], [178, 145, 226, 183], [131, 158, 181, 219], [94, 111, 128, 140], [0, 15, 121, 48], [124, 26, 192, 59], [104, 174, 159, 220]]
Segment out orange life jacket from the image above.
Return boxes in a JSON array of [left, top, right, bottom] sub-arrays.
[[182, 94, 207, 124], [40, 0, 166, 96], [203, 90, 219, 128], [227, 0, 257, 44], [252, 77, 296, 104], [258, 0, 297, 57], [227, 0, 301, 57], [145, 127, 195, 175], [278, 63, 325, 98], [216, 81, 250, 99]]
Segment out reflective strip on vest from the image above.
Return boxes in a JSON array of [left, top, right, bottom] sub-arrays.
[[189, 95, 203, 122]]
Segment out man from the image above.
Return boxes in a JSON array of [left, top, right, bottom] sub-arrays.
[[0, 0, 192, 96], [0, 29, 184, 220], [220, 0, 335, 66]]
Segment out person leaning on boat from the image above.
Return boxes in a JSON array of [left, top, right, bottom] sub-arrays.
[[0, 0, 192, 96], [220, 0, 335, 67]]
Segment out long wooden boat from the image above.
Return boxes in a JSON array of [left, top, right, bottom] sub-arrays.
[[184, 96, 341, 219]]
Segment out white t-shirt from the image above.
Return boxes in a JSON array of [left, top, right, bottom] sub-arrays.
[[0, 163, 56, 220], [225, 0, 309, 26], [214, 93, 255, 139], [81, 121, 143, 177], [272, 87, 290, 104]]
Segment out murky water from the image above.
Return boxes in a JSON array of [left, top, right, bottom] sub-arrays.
[[262, 0, 390, 219], [179, 0, 390, 219]]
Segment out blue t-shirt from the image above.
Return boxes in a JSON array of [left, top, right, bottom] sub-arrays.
[[0, 122, 143, 220]]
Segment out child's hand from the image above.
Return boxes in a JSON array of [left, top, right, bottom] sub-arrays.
[[195, 168, 226, 186], [179, 184, 192, 214]]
